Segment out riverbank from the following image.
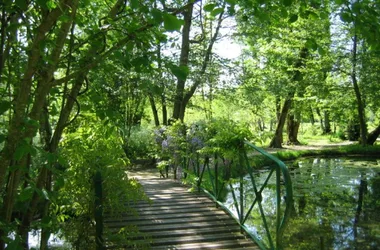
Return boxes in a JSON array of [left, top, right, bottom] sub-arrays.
[[263, 141, 380, 163]]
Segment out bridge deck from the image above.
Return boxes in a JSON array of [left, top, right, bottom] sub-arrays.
[[104, 167, 260, 249]]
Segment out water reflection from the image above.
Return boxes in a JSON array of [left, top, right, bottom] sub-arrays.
[[223, 158, 380, 250]]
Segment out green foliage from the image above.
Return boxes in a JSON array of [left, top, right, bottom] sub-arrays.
[[123, 126, 156, 160], [163, 13, 184, 31], [154, 118, 253, 173], [57, 118, 147, 247], [202, 118, 253, 158]]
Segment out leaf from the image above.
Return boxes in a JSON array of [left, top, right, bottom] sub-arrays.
[[308, 11, 319, 20], [211, 8, 224, 17], [0, 100, 11, 115], [19, 187, 34, 202], [203, 3, 216, 12], [170, 65, 189, 81], [130, 0, 139, 9], [283, 0, 292, 7], [14, 142, 29, 161], [163, 14, 184, 32], [340, 12, 352, 22], [306, 39, 318, 50], [225, 0, 236, 4], [352, 2, 361, 14], [151, 9, 163, 23], [0, 134, 5, 144], [289, 14, 298, 23], [46, 0, 56, 9], [318, 47, 326, 56], [36, 0, 48, 10], [15, 0, 27, 10], [38, 188, 50, 200]]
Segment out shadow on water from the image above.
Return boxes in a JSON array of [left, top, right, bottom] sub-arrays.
[[224, 158, 380, 250]]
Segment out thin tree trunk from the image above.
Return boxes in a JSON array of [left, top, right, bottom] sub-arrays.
[[179, 6, 224, 121], [309, 107, 315, 125], [16, 3, 79, 244], [0, 0, 66, 193], [351, 34, 368, 145], [323, 110, 331, 134], [162, 94, 168, 125], [149, 93, 160, 126], [316, 107, 325, 133], [367, 124, 380, 145]]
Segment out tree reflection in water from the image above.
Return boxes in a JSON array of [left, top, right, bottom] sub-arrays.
[[223, 158, 380, 250]]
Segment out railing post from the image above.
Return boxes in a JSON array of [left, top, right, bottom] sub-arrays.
[[239, 175, 244, 226], [94, 170, 104, 250], [214, 154, 219, 207]]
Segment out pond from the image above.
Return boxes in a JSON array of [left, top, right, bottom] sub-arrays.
[[223, 158, 380, 250]]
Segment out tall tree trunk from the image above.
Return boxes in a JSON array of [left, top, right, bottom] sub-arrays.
[[323, 110, 331, 134], [0, 3, 72, 247], [179, 6, 224, 121], [269, 47, 308, 148], [172, 1, 193, 120], [275, 96, 281, 122], [16, 3, 79, 245], [149, 93, 160, 126], [367, 124, 380, 145], [287, 113, 301, 145], [316, 107, 325, 133], [309, 107, 315, 125], [0, 1, 66, 193], [351, 34, 368, 145], [269, 96, 293, 148]]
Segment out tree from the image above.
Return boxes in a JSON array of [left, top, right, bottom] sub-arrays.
[[0, 0, 192, 247], [236, 0, 331, 147], [171, 0, 231, 121]]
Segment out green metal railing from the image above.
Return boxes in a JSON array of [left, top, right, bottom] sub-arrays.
[[180, 141, 293, 250]]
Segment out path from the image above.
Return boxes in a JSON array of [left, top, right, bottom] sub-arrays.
[[104, 167, 260, 249]]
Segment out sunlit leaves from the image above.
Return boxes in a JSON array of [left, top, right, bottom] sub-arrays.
[[305, 38, 318, 51], [170, 65, 189, 80], [211, 7, 224, 17], [163, 13, 184, 31], [203, 3, 216, 12]]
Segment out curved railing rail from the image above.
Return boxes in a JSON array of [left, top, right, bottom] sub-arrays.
[[178, 141, 293, 250]]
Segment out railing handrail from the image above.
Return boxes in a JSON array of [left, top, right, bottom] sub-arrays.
[[179, 140, 293, 250]]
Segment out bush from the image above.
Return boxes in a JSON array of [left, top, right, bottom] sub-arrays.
[[123, 126, 156, 160]]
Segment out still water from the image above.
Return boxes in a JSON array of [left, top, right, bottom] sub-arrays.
[[224, 158, 380, 250]]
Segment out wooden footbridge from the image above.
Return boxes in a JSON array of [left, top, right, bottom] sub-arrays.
[[105, 167, 260, 249], [103, 142, 293, 249]]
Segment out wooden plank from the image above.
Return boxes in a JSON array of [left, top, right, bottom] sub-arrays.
[[104, 168, 259, 249]]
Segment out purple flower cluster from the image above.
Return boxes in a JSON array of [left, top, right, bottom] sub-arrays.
[[189, 136, 204, 150], [154, 127, 166, 145]]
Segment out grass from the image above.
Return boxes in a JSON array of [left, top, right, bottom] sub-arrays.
[[248, 144, 380, 169], [274, 144, 380, 162]]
